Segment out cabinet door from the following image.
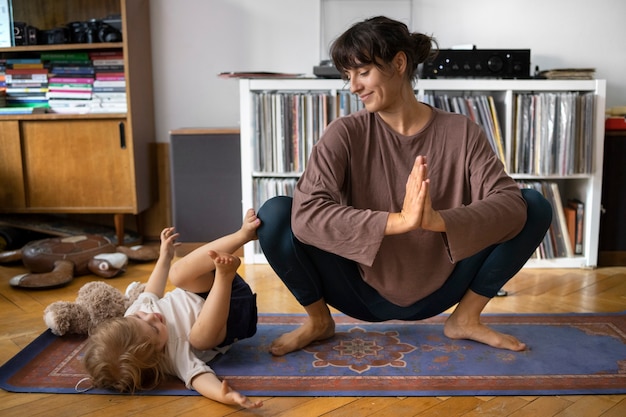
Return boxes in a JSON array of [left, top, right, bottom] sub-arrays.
[[0, 121, 27, 209], [21, 119, 135, 211]]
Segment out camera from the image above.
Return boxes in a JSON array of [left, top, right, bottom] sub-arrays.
[[14, 19, 123, 45], [39, 27, 70, 45], [13, 22, 39, 45], [68, 20, 122, 44]]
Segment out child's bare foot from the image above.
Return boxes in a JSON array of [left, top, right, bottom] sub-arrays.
[[241, 208, 261, 241], [269, 316, 335, 356], [208, 249, 241, 279], [444, 314, 527, 351]]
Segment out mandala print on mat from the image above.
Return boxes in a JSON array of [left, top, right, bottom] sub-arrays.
[[303, 326, 417, 374]]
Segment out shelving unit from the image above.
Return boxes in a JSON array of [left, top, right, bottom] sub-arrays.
[[239, 78, 606, 268], [0, 0, 154, 245]]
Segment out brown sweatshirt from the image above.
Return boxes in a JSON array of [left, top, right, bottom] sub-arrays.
[[291, 106, 527, 306]]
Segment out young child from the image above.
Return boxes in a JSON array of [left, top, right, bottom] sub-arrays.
[[82, 209, 263, 409]]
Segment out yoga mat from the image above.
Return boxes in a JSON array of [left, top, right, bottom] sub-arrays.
[[2, 312, 625, 396]]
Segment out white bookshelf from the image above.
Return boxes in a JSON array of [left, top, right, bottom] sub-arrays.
[[239, 78, 606, 268]]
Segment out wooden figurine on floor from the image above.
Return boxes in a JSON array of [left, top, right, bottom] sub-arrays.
[[0, 234, 158, 289]]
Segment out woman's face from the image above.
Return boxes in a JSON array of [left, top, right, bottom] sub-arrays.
[[345, 54, 405, 113]]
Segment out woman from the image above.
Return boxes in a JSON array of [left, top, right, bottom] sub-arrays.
[[257, 16, 552, 356]]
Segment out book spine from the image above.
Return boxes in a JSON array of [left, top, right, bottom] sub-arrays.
[[6, 68, 49, 75], [40, 52, 90, 61], [92, 59, 124, 66], [5, 58, 42, 64], [93, 80, 126, 87], [568, 199, 585, 254], [89, 51, 124, 58], [10, 63, 45, 69], [5, 87, 48, 93], [92, 87, 126, 93], [48, 77, 94, 84], [95, 74, 125, 81]]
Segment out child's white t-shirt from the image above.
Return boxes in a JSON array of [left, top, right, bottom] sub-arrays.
[[125, 288, 230, 389]]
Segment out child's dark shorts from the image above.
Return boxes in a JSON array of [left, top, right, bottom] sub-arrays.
[[196, 274, 257, 347]]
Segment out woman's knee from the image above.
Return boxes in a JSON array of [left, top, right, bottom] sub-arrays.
[[257, 196, 302, 274], [521, 188, 552, 232], [257, 196, 293, 243]]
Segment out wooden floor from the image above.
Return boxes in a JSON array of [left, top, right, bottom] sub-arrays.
[[1, 252, 626, 417]]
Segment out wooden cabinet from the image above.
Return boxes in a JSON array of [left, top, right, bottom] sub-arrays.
[[21, 119, 134, 209], [0, 0, 155, 244], [0, 121, 25, 209], [239, 78, 607, 268]]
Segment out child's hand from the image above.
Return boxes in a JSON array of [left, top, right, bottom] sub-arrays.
[[221, 379, 263, 409], [159, 227, 180, 260]]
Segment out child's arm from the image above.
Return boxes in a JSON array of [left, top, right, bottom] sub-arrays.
[[144, 227, 180, 298], [191, 372, 263, 409]]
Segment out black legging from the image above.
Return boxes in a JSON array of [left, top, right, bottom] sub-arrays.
[[257, 188, 552, 322]]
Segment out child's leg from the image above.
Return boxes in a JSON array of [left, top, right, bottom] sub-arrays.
[[168, 243, 218, 293], [216, 275, 257, 347], [169, 208, 260, 293], [188, 250, 240, 351]]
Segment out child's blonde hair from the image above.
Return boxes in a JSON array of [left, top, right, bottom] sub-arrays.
[[82, 316, 172, 392]]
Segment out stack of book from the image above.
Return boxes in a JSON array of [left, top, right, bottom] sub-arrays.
[[513, 92, 595, 176], [44, 52, 94, 113], [252, 91, 335, 173], [337, 90, 364, 116], [90, 51, 126, 113], [0, 59, 46, 114], [0, 59, 6, 107], [518, 181, 584, 259], [537, 68, 596, 80], [4, 58, 49, 109]]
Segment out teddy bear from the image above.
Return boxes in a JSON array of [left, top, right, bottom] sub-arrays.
[[43, 280, 145, 336]]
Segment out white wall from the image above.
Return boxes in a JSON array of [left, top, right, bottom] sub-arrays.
[[150, 0, 626, 143]]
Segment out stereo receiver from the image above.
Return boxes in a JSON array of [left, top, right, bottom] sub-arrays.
[[421, 49, 531, 79]]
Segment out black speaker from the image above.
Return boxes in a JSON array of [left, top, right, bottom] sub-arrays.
[[422, 49, 531, 79], [170, 130, 242, 243]]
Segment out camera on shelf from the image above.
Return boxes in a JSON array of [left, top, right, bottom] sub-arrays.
[[67, 20, 122, 44], [13, 22, 39, 45], [12, 18, 122, 45], [39, 27, 70, 45]]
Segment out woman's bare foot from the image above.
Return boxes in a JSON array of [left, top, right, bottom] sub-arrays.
[[269, 299, 336, 356], [270, 317, 336, 356], [444, 314, 527, 351], [444, 289, 527, 351], [208, 249, 241, 279]]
